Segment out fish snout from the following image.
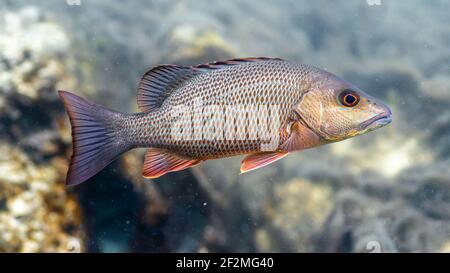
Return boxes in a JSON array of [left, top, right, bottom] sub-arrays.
[[359, 98, 393, 131], [374, 98, 392, 122]]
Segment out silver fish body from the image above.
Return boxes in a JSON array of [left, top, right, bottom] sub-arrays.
[[59, 57, 392, 185]]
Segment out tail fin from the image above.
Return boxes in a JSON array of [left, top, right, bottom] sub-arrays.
[[58, 90, 130, 186]]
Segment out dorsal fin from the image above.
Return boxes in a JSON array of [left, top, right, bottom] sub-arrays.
[[137, 65, 199, 112], [194, 57, 284, 70], [137, 57, 284, 112]]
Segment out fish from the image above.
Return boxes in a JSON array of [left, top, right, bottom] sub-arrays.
[[59, 57, 392, 186]]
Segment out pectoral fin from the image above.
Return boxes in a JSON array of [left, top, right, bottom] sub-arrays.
[[240, 152, 288, 174], [280, 121, 320, 151], [142, 149, 201, 179]]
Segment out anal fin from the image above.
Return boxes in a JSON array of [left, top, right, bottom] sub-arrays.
[[142, 149, 201, 179], [240, 152, 288, 174]]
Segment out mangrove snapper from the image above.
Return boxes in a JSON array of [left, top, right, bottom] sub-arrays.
[[59, 57, 392, 185]]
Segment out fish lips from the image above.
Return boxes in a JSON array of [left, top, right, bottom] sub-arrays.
[[358, 110, 393, 132]]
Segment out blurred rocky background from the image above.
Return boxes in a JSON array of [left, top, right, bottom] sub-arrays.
[[0, 0, 449, 252]]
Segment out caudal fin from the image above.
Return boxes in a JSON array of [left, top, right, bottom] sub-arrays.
[[58, 90, 130, 186]]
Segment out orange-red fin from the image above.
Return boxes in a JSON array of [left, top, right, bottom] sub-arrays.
[[280, 121, 321, 151], [240, 152, 288, 174], [142, 149, 201, 179]]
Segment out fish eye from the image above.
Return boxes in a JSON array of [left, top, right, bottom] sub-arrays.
[[338, 89, 360, 107]]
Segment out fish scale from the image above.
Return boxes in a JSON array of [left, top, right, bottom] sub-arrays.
[[59, 57, 392, 185], [126, 59, 313, 159]]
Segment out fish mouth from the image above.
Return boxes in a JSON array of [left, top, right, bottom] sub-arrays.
[[358, 112, 392, 132]]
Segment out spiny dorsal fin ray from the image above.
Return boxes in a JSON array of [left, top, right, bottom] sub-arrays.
[[137, 65, 199, 112], [194, 57, 284, 70], [137, 57, 284, 112]]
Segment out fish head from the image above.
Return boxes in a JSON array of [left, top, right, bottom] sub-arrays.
[[296, 71, 392, 142]]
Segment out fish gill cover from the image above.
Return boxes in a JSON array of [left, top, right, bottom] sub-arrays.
[[0, 0, 449, 253]]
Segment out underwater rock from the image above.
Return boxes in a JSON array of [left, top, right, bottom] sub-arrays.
[[1, 0, 450, 253], [309, 160, 450, 253], [167, 23, 235, 65], [315, 188, 450, 253], [256, 179, 334, 252], [313, 190, 398, 253], [0, 6, 76, 145], [0, 6, 84, 253], [0, 6, 70, 102], [0, 145, 83, 253]]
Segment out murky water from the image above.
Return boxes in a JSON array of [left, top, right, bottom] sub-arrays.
[[0, 0, 449, 253]]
